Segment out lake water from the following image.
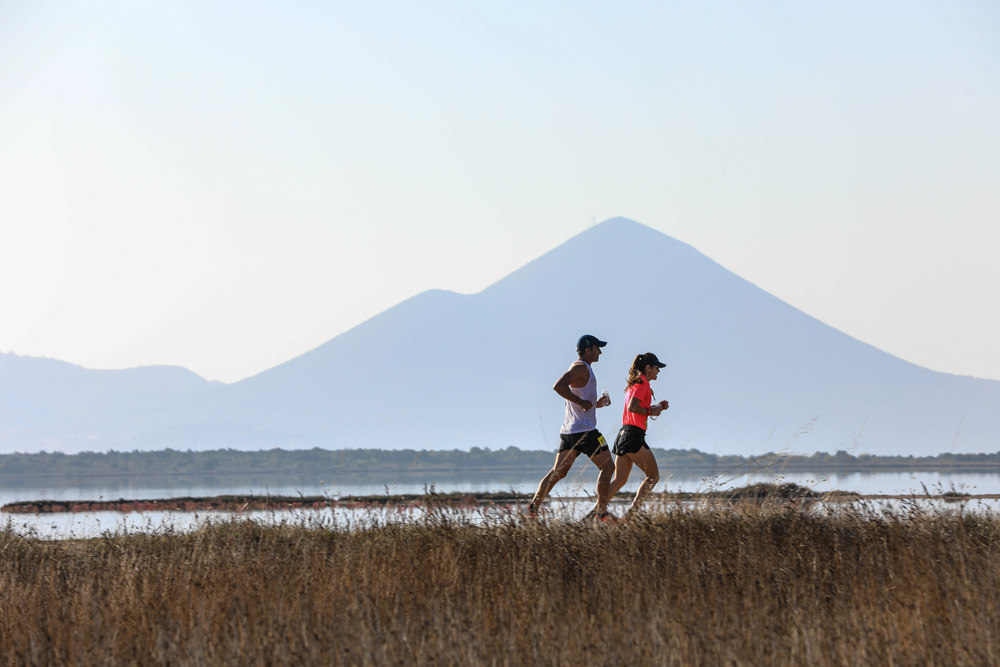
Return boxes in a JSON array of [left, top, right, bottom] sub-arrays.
[[3, 468, 999, 540]]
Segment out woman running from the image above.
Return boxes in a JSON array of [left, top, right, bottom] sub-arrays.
[[609, 353, 669, 517]]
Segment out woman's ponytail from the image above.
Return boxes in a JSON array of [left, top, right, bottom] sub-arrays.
[[625, 354, 646, 390], [625, 353, 656, 399]]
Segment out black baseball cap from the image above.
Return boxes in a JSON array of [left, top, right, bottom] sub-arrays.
[[641, 352, 666, 368], [577, 334, 608, 353]]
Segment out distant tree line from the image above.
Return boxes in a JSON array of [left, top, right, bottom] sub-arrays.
[[0, 447, 999, 479]]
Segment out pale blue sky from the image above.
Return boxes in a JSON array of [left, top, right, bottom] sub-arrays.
[[1, 1, 998, 382]]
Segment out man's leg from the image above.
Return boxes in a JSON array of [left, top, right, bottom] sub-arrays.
[[625, 448, 660, 515], [528, 449, 580, 513], [609, 454, 634, 499], [588, 447, 615, 515]]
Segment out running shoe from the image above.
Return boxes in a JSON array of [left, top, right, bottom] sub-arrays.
[[597, 509, 617, 524], [582, 508, 616, 524]]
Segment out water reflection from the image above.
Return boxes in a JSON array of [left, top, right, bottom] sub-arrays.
[[4, 469, 998, 507]]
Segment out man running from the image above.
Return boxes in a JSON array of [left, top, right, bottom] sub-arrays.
[[526, 334, 614, 518]]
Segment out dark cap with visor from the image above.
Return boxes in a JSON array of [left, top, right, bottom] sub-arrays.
[[577, 334, 608, 353], [641, 352, 666, 368]]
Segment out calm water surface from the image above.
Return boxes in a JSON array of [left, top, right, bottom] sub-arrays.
[[3, 469, 999, 539]]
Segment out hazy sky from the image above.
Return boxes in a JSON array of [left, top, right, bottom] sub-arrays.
[[2, 1, 998, 384]]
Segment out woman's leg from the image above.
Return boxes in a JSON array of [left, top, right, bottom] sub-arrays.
[[626, 447, 660, 514]]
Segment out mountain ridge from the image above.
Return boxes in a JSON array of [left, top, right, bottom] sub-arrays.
[[3, 217, 998, 456]]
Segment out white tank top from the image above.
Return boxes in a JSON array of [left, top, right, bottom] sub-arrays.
[[560, 361, 598, 434]]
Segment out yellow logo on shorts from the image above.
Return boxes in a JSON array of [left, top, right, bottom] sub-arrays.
[[597, 435, 607, 447]]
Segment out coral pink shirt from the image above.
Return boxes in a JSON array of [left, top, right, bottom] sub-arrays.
[[622, 377, 652, 430]]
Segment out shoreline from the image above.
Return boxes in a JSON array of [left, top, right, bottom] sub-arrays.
[[3, 487, 992, 514]]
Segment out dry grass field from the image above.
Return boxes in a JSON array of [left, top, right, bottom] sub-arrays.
[[2, 500, 999, 666]]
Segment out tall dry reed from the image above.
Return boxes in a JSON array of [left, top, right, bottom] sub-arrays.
[[2, 501, 999, 666]]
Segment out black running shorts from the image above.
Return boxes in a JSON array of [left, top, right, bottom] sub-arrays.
[[558, 430, 609, 458], [612, 424, 649, 456]]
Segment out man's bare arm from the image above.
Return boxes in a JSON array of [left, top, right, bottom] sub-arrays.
[[553, 363, 593, 410]]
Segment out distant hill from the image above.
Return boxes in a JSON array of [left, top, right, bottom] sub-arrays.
[[0, 352, 221, 450], [3, 217, 999, 455]]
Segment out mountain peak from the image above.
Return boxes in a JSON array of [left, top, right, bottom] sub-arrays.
[[596, 215, 644, 227], [578, 217, 699, 252], [482, 216, 711, 297], [590, 216, 660, 237]]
